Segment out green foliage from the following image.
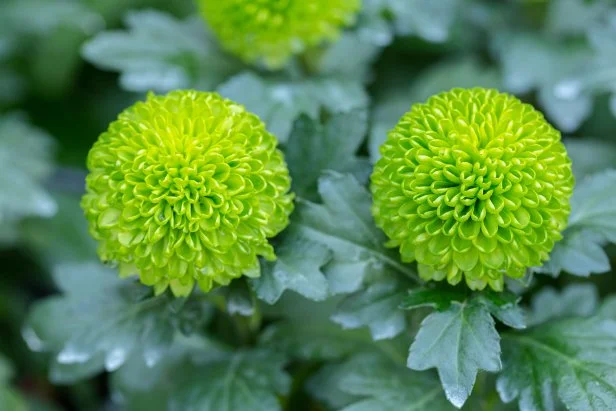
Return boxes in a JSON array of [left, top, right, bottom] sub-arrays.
[[0, 113, 56, 243], [538, 170, 616, 276], [24, 262, 211, 383], [218, 72, 368, 142], [4, 0, 616, 410], [0, 355, 27, 411], [82, 10, 240, 92], [498, 285, 616, 411]]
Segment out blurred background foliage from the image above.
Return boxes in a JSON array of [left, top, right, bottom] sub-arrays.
[[1, 0, 616, 410]]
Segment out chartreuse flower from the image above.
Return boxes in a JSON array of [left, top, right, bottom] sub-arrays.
[[371, 88, 574, 291], [198, 0, 361, 69], [82, 90, 294, 297]]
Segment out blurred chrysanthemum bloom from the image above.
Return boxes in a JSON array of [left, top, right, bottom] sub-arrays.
[[82, 90, 294, 296], [371, 88, 574, 291], [198, 0, 361, 69]]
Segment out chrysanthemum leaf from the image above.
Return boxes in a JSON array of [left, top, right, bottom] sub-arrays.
[[527, 284, 599, 326], [497, 317, 616, 411], [218, 72, 369, 143], [407, 301, 502, 408], [332, 273, 410, 341], [565, 138, 616, 179], [259, 318, 382, 362], [313, 352, 455, 411], [538, 170, 616, 277], [251, 232, 332, 304], [288, 172, 417, 305], [169, 349, 290, 411], [23, 262, 212, 383], [112, 339, 288, 411], [0, 113, 56, 242], [366, 0, 461, 42], [82, 11, 240, 93], [286, 110, 370, 201]]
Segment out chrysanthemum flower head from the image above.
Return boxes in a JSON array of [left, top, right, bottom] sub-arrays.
[[371, 88, 574, 291], [82, 90, 294, 296], [198, 0, 361, 69]]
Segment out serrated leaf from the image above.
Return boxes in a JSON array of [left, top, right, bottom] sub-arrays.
[[408, 301, 502, 408], [528, 284, 598, 326], [538, 170, 616, 276], [0, 113, 56, 232], [285, 110, 371, 201], [370, 58, 500, 161], [251, 232, 331, 304], [289, 172, 416, 287], [333, 352, 455, 411], [218, 72, 369, 143], [498, 317, 616, 411], [332, 275, 409, 341], [24, 262, 210, 383], [169, 349, 290, 411], [82, 10, 239, 93], [477, 291, 526, 330]]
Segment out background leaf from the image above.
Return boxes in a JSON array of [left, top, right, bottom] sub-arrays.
[[498, 317, 616, 411], [537, 170, 616, 276], [218, 72, 369, 143], [83, 10, 240, 93], [285, 110, 371, 201]]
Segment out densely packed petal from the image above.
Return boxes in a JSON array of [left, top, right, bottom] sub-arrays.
[[82, 90, 294, 296], [371, 88, 574, 291], [198, 0, 361, 69]]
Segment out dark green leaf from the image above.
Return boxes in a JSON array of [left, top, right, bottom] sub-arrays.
[[408, 301, 501, 408], [498, 317, 616, 411], [285, 110, 371, 201]]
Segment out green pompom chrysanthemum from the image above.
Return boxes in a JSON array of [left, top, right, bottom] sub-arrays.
[[198, 0, 361, 69], [371, 88, 574, 291], [82, 90, 294, 297]]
